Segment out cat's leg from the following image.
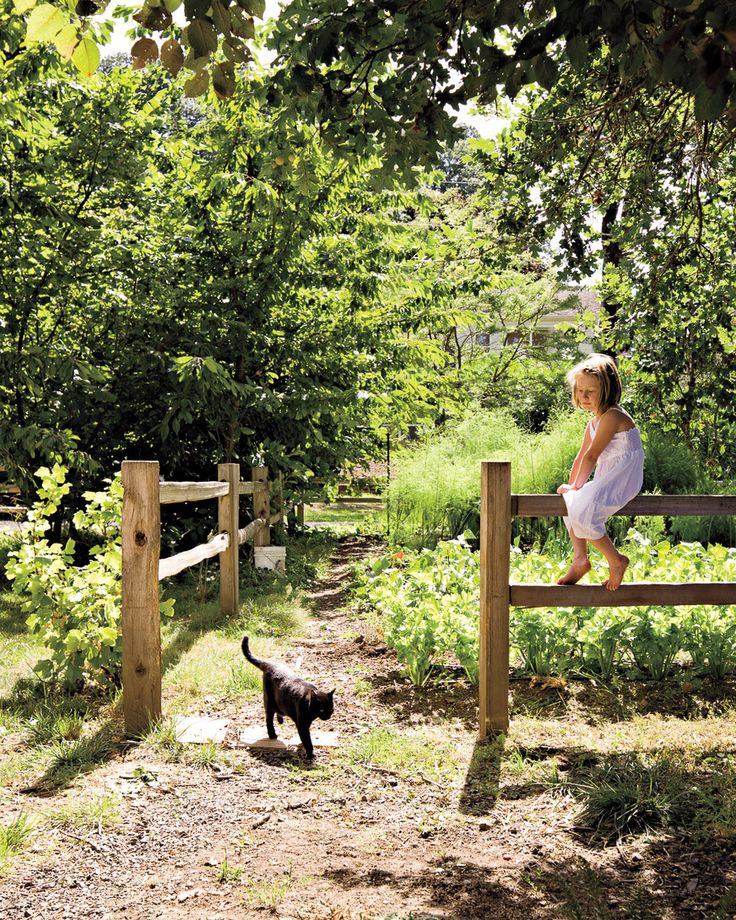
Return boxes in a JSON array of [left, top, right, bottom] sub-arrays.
[[264, 687, 278, 740], [277, 713, 284, 724], [296, 718, 314, 759]]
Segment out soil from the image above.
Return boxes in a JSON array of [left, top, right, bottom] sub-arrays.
[[1, 534, 735, 920]]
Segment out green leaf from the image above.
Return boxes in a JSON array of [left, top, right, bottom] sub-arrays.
[[14, 0, 37, 12], [53, 23, 78, 61], [186, 18, 218, 56], [238, 0, 264, 17], [25, 3, 67, 42], [694, 81, 727, 121], [184, 67, 209, 97], [71, 35, 100, 76]]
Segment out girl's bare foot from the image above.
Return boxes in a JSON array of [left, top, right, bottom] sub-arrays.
[[602, 554, 629, 590], [557, 558, 591, 585]]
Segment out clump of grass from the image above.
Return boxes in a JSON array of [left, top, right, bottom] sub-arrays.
[[41, 730, 115, 787], [26, 708, 85, 746], [572, 755, 685, 842], [345, 726, 460, 784], [215, 852, 243, 883], [186, 742, 224, 770], [243, 868, 293, 907], [44, 795, 120, 831], [0, 813, 35, 871], [140, 718, 185, 762]]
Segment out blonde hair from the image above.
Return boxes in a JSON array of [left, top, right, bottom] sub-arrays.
[[567, 353, 622, 413]]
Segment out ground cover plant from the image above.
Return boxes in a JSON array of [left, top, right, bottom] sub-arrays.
[[357, 534, 736, 685]]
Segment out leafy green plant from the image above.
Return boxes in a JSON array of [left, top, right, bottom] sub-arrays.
[[6, 465, 174, 690], [683, 606, 736, 679], [625, 607, 684, 681], [576, 609, 632, 679], [511, 607, 576, 676]]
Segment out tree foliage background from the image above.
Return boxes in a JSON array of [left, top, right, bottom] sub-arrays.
[[3, 0, 736, 518]]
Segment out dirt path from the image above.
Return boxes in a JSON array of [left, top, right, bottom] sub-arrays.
[[1, 535, 735, 919]]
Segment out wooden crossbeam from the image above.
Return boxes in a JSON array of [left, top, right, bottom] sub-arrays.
[[159, 481, 230, 504], [158, 532, 229, 581], [511, 582, 736, 608], [512, 494, 736, 518]]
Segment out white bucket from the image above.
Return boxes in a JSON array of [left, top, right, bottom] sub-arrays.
[[254, 546, 286, 574]]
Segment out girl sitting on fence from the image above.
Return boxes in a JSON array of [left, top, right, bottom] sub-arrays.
[[556, 353, 644, 590]]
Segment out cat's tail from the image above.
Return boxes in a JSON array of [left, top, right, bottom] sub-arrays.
[[241, 636, 266, 670]]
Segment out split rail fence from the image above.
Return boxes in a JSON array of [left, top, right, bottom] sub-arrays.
[[479, 460, 736, 740], [122, 460, 284, 736], [0, 467, 26, 533]]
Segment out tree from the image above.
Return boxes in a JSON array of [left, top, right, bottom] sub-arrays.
[[0, 62, 455, 496], [466, 66, 736, 471], [11, 1, 736, 162]]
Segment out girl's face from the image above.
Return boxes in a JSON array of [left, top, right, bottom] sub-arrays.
[[575, 372, 601, 413]]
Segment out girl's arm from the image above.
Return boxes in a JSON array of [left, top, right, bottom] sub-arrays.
[[568, 422, 593, 484], [571, 410, 620, 488]]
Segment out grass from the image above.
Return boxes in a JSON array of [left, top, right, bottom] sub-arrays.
[[345, 725, 461, 784], [43, 794, 121, 831], [0, 813, 35, 872], [304, 503, 384, 524], [215, 852, 243, 883], [242, 868, 293, 907]]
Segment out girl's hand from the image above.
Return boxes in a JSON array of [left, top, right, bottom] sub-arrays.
[[557, 484, 576, 494]]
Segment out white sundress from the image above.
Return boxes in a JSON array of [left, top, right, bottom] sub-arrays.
[[563, 418, 645, 541]]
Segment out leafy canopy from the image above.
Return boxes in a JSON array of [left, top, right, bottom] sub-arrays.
[[9, 0, 736, 162]]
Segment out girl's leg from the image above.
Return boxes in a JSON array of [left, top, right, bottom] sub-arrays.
[[589, 534, 629, 590], [557, 528, 591, 585]]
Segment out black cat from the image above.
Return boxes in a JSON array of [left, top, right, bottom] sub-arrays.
[[241, 636, 335, 759]]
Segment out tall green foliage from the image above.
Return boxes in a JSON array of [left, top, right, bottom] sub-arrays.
[[387, 408, 586, 547], [0, 63, 453, 500]]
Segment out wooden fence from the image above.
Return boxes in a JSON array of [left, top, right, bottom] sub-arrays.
[[121, 460, 283, 736], [479, 460, 736, 739], [0, 466, 26, 533]]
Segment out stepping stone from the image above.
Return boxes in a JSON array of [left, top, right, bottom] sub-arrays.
[[234, 727, 339, 749], [174, 715, 230, 744]]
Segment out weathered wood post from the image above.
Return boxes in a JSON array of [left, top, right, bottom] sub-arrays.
[[479, 460, 512, 738], [218, 463, 240, 616], [252, 465, 270, 547], [296, 502, 305, 529], [121, 461, 161, 736]]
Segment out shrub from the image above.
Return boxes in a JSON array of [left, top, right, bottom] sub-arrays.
[[6, 465, 174, 690]]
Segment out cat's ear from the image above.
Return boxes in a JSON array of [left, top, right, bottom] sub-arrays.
[[328, 688, 335, 697]]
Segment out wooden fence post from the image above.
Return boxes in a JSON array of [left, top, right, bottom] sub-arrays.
[[252, 465, 270, 547], [122, 461, 161, 737], [296, 502, 305, 529], [218, 463, 240, 617], [275, 471, 284, 533], [479, 460, 512, 739]]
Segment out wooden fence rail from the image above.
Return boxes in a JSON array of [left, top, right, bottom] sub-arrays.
[[121, 460, 281, 736], [479, 460, 736, 740]]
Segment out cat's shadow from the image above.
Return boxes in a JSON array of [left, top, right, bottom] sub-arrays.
[[245, 744, 325, 771]]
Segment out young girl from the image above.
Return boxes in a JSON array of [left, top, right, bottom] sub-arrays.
[[556, 354, 644, 590]]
